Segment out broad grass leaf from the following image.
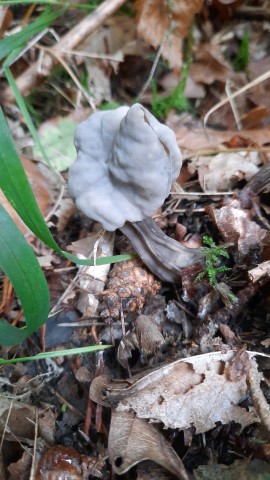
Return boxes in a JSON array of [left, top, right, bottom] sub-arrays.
[[0, 205, 50, 346]]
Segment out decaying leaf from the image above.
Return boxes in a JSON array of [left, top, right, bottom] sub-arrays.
[[166, 119, 270, 153], [188, 151, 259, 191], [190, 43, 231, 85], [117, 314, 166, 368], [206, 200, 269, 258], [135, 0, 204, 71], [109, 410, 188, 479], [91, 351, 260, 434], [0, 397, 55, 442]]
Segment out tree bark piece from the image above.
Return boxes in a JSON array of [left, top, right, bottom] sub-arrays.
[[3, 0, 128, 103]]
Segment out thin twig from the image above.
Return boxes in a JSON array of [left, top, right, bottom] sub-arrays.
[[29, 409, 39, 480], [204, 69, 270, 136]]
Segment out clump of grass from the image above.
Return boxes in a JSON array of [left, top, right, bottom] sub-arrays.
[[233, 32, 249, 72], [151, 21, 194, 119], [151, 63, 192, 119]]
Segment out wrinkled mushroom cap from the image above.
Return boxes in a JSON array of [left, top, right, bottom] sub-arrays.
[[68, 103, 182, 231]]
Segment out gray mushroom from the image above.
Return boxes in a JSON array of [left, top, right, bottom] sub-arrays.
[[68, 103, 203, 282]]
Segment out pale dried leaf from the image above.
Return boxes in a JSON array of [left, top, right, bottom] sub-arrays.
[[135, 0, 204, 71], [207, 200, 269, 258], [188, 151, 259, 191], [109, 410, 188, 479], [91, 351, 260, 434]]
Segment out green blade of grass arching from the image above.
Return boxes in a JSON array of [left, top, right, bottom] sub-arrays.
[[0, 1, 97, 10], [0, 7, 63, 62], [0, 345, 111, 365], [0, 205, 50, 346], [4, 51, 57, 173], [0, 107, 134, 267]]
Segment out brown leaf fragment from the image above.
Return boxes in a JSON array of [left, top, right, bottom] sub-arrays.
[[224, 349, 251, 382], [190, 44, 231, 85], [135, 0, 204, 71], [109, 410, 188, 479], [135, 314, 166, 359], [206, 200, 268, 259], [166, 122, 270, 153]]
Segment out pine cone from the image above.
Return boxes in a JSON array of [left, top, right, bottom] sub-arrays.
[[100, 259, 161, 318]]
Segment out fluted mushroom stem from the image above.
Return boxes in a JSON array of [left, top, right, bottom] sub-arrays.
[[120, 217, 204, 283]]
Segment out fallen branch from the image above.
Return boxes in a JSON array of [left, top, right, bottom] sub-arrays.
[[3, 0, 128, 103]]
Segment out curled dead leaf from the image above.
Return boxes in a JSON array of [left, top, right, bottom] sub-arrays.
[[109, 410, 188, 479]]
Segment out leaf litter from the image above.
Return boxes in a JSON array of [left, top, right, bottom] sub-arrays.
[[1, 1, 270, 479]]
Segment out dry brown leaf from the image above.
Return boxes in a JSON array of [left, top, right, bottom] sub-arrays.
[[0, 397, 55, 443], [166, 118, 270, 152], [206, 200, 269, 258], [135, 0, 204, 71], [190, 44, 231, 85], [188, 151, 259, 191], [91, 351, 259, 434], [241, 106, 269, 129], [135, 314, 166, 358], [109, 410, 188, 479]]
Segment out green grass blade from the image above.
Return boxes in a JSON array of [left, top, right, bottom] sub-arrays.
[[0, 205, 50, 346], [0, 7, 63, 61], [0, 107, 135, 266], [0, 1, 95, 9], [4, 59, 56, 172], [0, 345, 111, 365]]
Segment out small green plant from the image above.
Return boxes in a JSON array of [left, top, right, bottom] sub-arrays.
[[196, 236, 238, 304], [151, 20, 194, 119], [233, 33, 249, 72], [151, 64, 192, 119]]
